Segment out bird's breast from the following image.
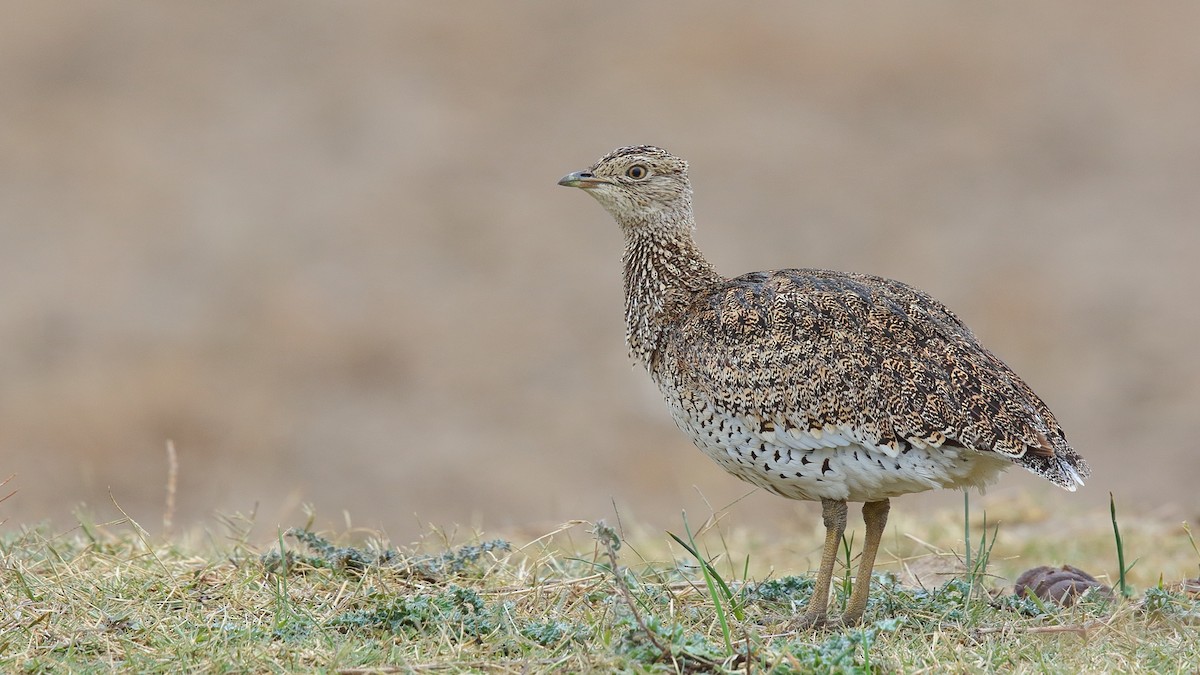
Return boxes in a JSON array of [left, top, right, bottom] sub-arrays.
[[657, 382, 1012, 502]]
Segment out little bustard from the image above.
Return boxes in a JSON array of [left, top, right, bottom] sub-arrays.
[[558, 145, 1089, 628]]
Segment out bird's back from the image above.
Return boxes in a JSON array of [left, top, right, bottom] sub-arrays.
[[651, 268, 1089, 499]]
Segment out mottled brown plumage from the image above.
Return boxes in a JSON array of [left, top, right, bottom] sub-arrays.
[[559, 145, 1089, 628]]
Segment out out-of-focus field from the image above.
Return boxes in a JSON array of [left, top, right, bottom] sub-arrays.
[[1, 2, 1197, 541]]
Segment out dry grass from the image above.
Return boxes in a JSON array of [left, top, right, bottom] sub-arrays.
[[2, 499, 1198, 673]]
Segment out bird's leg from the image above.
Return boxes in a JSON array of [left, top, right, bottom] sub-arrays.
[[836, 498, 890, 626], [792, 498, 847, 629]]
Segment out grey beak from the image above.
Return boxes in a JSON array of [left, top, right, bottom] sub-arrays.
[[558, 171, 606, 188]]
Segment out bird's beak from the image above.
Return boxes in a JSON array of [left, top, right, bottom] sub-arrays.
[[557, 171, 607, 189]]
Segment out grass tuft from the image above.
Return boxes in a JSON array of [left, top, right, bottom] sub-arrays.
[[2, 505, 1199, 672], [1111, 492, 1138, 598], [667, 511, 746, 654]]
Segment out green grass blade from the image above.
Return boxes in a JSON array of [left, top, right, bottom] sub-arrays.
[[672, 512, 734, 653], [1111, 492, 1132, 598], [665, 529, 743, 621], [1183, 521, 1200, 576], [964, 491, 971, 578]]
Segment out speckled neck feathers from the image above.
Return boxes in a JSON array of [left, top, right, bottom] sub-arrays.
[[621, 219, 721, 369]]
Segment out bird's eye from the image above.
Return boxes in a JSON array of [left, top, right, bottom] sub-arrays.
[[626, 165, 648, 179]]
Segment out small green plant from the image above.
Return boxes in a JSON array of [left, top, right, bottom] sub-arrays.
[[261, 528, 511, 578], [0, 473, 15, 527], [520, 619, 588, 647], [840, 531, 856, 611], [667, 511, 746, 655], [964, 491, 971, 575], [330, 586, 493, 638], [1111, 492, 1137, 598], [961, 492, 999, 604], [595, 520, 723, 671], [776, 618, 902, 674], [1183, 521, 1200, 577], [1139, 580, 1200, 624], [748, 575, 815, 607]]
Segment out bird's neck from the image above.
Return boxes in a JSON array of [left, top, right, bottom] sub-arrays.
[[621, 219, 722, 369]]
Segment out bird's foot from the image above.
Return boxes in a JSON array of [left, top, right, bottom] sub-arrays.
[[823, 612, 866, 630], [783, 611, 866, 633], [784, 610, 828, 631]]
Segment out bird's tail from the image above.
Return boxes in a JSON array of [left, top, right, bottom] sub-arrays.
[[1019, 441, 1090, 492]]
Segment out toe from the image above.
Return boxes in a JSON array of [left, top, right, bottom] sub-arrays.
[[829, 612, 865, 629], [787, 611, 828, 631]]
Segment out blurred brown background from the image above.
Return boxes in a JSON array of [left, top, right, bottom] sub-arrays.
[[2, 2, 1197, 542]]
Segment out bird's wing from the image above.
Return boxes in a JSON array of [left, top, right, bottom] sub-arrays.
[[665, 268, 1071, 461]]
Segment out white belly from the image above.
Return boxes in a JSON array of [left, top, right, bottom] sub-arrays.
[[666, 397, 1013, 502]]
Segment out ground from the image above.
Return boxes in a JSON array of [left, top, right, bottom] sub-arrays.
[[3, 496, 1198, 673]]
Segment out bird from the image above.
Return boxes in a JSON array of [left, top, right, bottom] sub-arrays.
[[558, 145, 1090, 628]]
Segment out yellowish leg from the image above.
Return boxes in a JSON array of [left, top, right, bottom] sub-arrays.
[[793, 498, 847, 628], [837, 499, 890, 626]]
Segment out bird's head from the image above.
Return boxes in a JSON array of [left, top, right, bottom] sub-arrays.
[[558, 145, 693, 232]]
